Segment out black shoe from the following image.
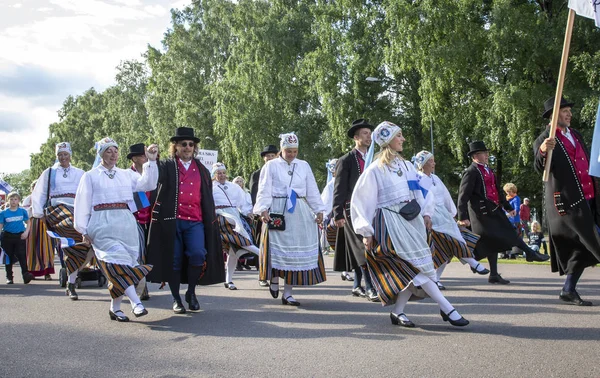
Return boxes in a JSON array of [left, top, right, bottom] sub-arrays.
[[282, 296, 301, 306], [23, 272, 34, 284], [185, 291, 200, 311], [224, 282, 237, 290], [6, 278, 14, 285], [559, 290, 593, 306], [341, 272, 354, 281], [109, 310, 130, 322], [440, 309, 469, 327], [470, 263, 490, 275], [526, 250, 550, 262], [436, 281, 446, 290], [488, 274, 510, 285], [132, 304, 148, 318], [66, 283, 79, 300], [366, 289, 381, 302], [243, 263, 252, 271], [258, 280, 269, 287], [44, 274, 52, 281], [269, 281, 279, 299], [140, 293, 150, 301], [236, 262, 244, 271], [173, 300, 187, 314], [390, 312, 415, 327], [352, 286, 366, 298]]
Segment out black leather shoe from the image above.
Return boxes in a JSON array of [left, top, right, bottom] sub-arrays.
[[109, 310, 130, 322], [132, 304, 148, 318], [440, 309, 469, 327], [559, 290, 593, 306], [488, 274, 510, 284], [66, 283, 79, 300], [185, 291, 200, 311], [526, 250, 550, 262], [436, 281, 446, 290], [259, 280, 269, 287], [269, 281, 279, 299], [224, 282, 237, 290], [366, 289, 380, 302], [6, 278, 14, 284], [352, 286, 366, 298], [470, 263, 490, 275], [341, 272, 354, 281], [282, 296, 301, 306], [173, 300, 186, 314], [390, 312, 415, 327], [23, 272, 34, 284]]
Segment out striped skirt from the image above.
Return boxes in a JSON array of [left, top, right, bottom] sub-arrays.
[[97, 260, 152, 299], [45, 204, 92, 274], [366, 209, 422, 306], [26, 217, 55, 276], [218, 214, 254, 252], [429, 229, 477, 268], [326, 222, 337, 249]]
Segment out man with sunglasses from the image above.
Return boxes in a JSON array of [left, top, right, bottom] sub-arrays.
[[146, 127, 224, 314]]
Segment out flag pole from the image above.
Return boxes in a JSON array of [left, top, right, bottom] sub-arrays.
[[544, 9, 576, 182]]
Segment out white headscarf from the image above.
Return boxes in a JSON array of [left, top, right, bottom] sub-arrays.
[[55, 142, 72, 156], [413, 150, 434, 171], [372, 121, 401, 147], [211, 162, 226, 178], [279, 132, 299, 149]]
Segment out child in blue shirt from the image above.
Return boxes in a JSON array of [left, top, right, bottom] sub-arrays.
[[0, 192, 34, 284]]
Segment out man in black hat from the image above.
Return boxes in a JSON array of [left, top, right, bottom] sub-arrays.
[[146, 127, 224, 313], [534, 96, 600, 305], [332, 119, 380, 301], [457, 141, 549, 285], [249, 144, 278, 286]]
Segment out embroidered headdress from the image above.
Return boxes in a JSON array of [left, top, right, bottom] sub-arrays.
[[280, 132, 299, 149], [55, 142, 72, 156], [372, 121, 401, 147], [413, 150, 434, 171]]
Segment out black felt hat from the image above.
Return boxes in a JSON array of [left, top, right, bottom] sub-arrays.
[[542, 96, 575, 119], [467, 141, 489, 157], [170, 127, 200, 143], [260, 144, 279, 157], [347, 119, 375, 139], [127, 143, 146, 160]]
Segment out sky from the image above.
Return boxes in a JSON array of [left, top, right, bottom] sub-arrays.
[[0, 0, 190, 174]]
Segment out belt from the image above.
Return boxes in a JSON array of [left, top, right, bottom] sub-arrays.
[[51, 193, 76, 199], [93, 203, 128, 211]]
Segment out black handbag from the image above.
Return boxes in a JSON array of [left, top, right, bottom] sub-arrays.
[[399, 199, 421, 221], [267, 163, 296, 231]]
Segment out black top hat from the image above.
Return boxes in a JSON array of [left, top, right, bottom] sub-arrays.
[[127, 143, 146, 160], [260, 144, 279, 157], [467, 141, 489, 157], [170, 127, 200, 143], [347, 119, 375, 139], [542, 96, 575, 119]]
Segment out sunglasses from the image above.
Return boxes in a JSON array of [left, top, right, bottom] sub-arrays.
[[179, 142, 195, 148]]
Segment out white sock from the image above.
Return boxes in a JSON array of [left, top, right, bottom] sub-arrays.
[[420, 279, 462, 320], [110, 296, 123, 312], [125, 285, 143, 311], [461, 257, 481, 270], [241, 245, 259, 255], [135, 277, 146, 298], [436, 263, 447, 282], [283, 282, 293, 299], [226, 249, 237, 283], [392, 289, 412, 317], [68, 271, 78, 284]]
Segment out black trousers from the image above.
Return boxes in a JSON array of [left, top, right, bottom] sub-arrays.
[[2, 232, 29, 279]]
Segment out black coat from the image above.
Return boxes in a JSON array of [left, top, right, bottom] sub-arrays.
[[332, 149, 366, 270], [533, 127, 600, 274], [457, 162, 518, 257], [146, 158, 224, 285], [249, 168, 262, 206]]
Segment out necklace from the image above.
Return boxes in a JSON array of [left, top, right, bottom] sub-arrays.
[[62, 167, 70, 178], [103, 169, 116, 179], [219, 183, 228, 190], [387, 158, 404, 177]]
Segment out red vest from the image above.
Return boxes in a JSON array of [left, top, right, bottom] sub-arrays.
[[556, 129, 594, 200], [477, 164, 499, 204], [177, 159, 203, 221]]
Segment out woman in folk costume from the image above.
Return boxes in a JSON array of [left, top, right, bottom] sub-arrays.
[[254, 132, 327, 306], [212, 163, 259, 290], [351, 122, 469, 327], [31, 142, 88, 297], [74, 138, 158, 322], [413, 150, 489, 290], [23, 180, 54, 280]]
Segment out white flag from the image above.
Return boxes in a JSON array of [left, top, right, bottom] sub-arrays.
[[569, 0, 600, 27]]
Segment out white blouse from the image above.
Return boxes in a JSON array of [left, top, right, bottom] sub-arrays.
[[31, 165, 85, 218], [74, 162, 158, 235], [213, 180, 253, 216], [350, 157, 434, 237], [417, 172, 457, 217], [253, 157, 326, 215], [320, 177, 335, 216]]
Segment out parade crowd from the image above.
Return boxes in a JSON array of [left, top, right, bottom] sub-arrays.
[[1, 96, 599, 327]]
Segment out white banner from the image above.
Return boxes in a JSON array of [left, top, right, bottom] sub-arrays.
[[196, 149, 219, 170], [569, 0, 600, 27]]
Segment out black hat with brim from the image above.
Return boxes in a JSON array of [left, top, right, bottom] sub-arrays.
[[347, 119, 375, 139], [542, 96, 575, 119], [127, 143, 146, 160], [467, 141, 489, 157], [170, 127, 201, 143], [260, 144, 279, 157]]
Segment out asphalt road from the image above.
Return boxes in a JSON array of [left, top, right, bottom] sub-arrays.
[[1, 256, 598, 378]]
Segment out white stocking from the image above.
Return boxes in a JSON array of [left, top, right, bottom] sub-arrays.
[[241, 244, 259, 255], [68, 271, 78, 284], [419, 277, 462, 321], [461, 257, 481, 270], [125, 285, 143, 310], [436, 263, 447, 282], [110, 296, 123, 312], [226, 248, 238, 283], [283, 282, 293, 299], [392, 289, 412, 318]]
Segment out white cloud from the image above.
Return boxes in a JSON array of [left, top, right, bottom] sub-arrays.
[[145, 4, 167, 17], [12, 3, 22, 8]]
